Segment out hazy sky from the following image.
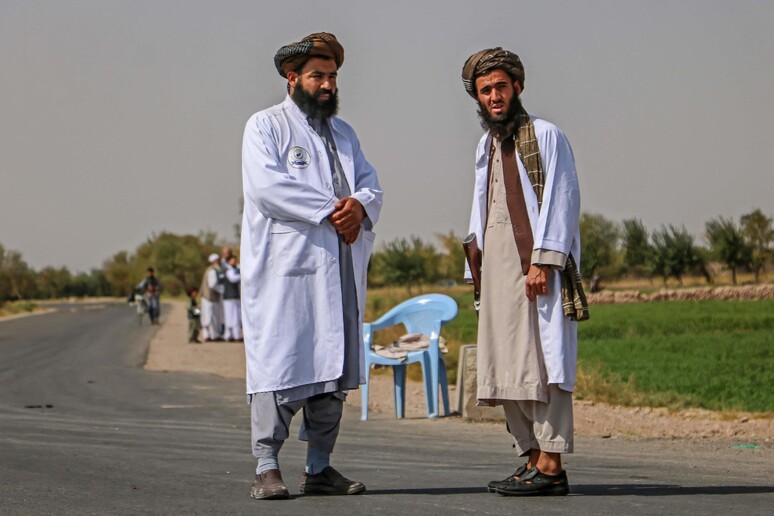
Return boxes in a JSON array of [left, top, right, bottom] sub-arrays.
[[1, 1, 772, 272]]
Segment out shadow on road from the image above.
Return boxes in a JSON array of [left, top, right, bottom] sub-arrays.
[[572, 484, 774, 496], [365, 487, 487, 495]]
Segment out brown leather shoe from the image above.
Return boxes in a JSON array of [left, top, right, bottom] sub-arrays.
[[299, 466, 366, 495], [250, 469, 290, 500]]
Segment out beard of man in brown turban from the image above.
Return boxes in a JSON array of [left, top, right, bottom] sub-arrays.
[[476, 84, 525, 139], [290, 61, 340, 120]]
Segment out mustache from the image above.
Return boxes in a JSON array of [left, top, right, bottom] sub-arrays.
[[314, 89, 334, 98]]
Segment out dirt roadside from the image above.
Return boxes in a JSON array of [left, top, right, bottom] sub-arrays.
[[145, 301, 773, 445]]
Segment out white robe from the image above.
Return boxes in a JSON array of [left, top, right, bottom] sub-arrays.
[[240, 96, 382, 394], [201, 268, 224, 340], [466, 117, 581, 391], [224, 265, 242, 340]]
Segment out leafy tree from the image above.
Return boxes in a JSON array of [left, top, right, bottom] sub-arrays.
[[373, 236, 438, 295], [621, 218, 653, 277], [435, 230, 466, 283], [705, 217, 752, 285], [68, 269, 113, 297], [103, 251, 134, 297], [0, 246, 36, 301], [740, 208, 774, 283], [132, 232, 218, 296], [36, 266, 73, 299], [579, 213, 620, 282], [651, 225, 706, 285]]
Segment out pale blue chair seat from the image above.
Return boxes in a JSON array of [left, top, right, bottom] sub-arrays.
[[361, 293, 458, 420]]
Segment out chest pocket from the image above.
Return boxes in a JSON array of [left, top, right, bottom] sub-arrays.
[[269, 220, 323, 276]]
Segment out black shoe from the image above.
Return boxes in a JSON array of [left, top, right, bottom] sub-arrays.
[[250, 470, 289, 500], [487, 463, 529, 493], [495, 467, 569, 496], [299, 466, 366, 495]]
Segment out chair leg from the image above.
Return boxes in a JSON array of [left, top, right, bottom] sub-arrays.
[[439, 358, 450, 416], [361, 363, 371, 421], [393, 364, 407, 419], [421, 355, 438, 418]]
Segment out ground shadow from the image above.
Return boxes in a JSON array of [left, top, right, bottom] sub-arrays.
[[366, 487, 486, 496], [572, 484, 774, 497], [364, 484, 774, 497]]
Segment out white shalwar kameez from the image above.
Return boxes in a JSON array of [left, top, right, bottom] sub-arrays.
[[223, 265, 242, 340], [201, 268, 224, 340]]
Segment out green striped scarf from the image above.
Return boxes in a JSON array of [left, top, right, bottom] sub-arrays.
[[516, 114, 590, 322]]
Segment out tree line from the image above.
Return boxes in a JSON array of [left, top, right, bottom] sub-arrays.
[[0, 232, 223, 306], [2, 208, 771, 305], [367, 208, 773, 292], [581, 208, 773, 287]]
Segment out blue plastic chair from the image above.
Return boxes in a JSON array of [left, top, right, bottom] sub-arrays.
[[361, 293, 458, 421]]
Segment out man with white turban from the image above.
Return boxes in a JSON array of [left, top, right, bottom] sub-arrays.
[[199, 252, 225, 341]]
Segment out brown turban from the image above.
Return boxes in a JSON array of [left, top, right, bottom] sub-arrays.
[[461, 47, 525, 98], [274, 32, 345, 78]]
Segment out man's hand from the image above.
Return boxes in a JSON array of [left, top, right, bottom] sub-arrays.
[[329, 197, 365, 244], [525, 265, 550, 301]]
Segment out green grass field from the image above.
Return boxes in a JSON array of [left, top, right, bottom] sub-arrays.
[[577, 300, 774, 413], [366, 287, 774, 413]]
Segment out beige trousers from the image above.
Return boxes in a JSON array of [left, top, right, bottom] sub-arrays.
[[502, 384, 574, 456]]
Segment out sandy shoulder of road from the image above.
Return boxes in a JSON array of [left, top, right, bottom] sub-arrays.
[[146, 301, 773, 443]]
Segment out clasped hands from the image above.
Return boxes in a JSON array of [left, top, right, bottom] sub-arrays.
[[328, 197, 365, 244]]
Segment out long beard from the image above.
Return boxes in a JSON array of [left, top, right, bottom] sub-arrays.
[[292, 85, 339, 120], [477, 95, 527, 139]]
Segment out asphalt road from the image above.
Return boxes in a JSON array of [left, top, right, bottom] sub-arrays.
[[1, 303, 772, 515]]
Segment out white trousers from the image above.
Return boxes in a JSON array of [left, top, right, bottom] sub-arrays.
[[200, 298, 223, 339], [223, 299, 242, 340]]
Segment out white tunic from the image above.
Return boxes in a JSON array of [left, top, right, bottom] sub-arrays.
[[241, 96, 382, 394], [466, 117, 581, 392]]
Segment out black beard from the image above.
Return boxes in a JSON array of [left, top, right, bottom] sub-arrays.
[[292, 85, 339, 120], [477, 94, 526, 139]]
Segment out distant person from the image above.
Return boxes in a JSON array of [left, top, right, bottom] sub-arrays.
[[240, 32, 382, 501], [186, 287, 201, 343], [221, 246, 234, 266], [218, 247, 233, 337], [461, 48, 587, 496], [223, 255, 242, 342], [199, 253, 225, 341], [137, 267, 161, 324]]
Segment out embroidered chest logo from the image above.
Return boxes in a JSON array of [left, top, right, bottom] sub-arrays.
[[287, 146, 311, 169]]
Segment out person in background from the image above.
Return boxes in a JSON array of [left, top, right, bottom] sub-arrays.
[[199, 253, 225, 341], [137, 267, 161, 325], [223, 255, 242, 342], [187, 287, 201, 343]]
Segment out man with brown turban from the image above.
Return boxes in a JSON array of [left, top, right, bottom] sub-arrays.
[[461, 48, 586, 496], [240, 32, 382, 500]]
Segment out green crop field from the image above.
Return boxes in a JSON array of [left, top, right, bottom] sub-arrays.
[[366, 288, 774, 413], [576, 300, 774, 413]]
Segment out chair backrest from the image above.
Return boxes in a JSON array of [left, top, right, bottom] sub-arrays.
[[373, 294, 458, 337]]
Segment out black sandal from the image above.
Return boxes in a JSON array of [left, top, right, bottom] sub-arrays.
[[495, 466, 569, 496], [487, 463, 529, 493]]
